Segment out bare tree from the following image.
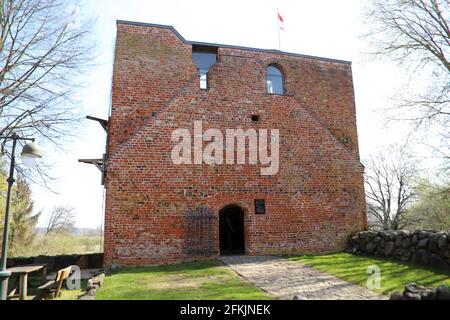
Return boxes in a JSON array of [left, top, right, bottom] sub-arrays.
[[0, 0, 93, 180], [364, 0, 449, 159], [364, 149, 417, 230], [406, 179, 450, 230], [46, 205, 75, 234]]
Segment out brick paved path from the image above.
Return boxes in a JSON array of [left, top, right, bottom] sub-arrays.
[[219, 255, 384, 300]]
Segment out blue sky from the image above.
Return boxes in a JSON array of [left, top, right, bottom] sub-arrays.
[[31, 0, 428, 229]]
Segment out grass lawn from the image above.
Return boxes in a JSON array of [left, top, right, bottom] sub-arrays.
[[289, 253, 450, 295], [56, 279, 88, 300], [94, 259, 270, 300]]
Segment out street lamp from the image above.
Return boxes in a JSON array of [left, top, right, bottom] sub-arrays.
[[0, 133, 41, 300]]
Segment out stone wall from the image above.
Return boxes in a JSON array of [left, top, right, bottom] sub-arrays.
[[390, 283, 450, 300], [7, 253, 103, 272], [349, 230, 450, 270]]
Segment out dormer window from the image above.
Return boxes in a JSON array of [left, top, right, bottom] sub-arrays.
[[266, 65, 284, 95], [192, 45, 217, 90]]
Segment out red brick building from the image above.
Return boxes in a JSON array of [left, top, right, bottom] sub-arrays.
[[103, 20, 367, 267]]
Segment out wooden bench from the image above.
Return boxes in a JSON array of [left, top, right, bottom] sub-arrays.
[[37, 266, 72, 299]]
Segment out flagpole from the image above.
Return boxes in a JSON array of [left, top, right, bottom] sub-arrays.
[[277, 8, 281, 50]]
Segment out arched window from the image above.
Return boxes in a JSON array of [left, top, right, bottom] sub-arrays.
[[266, 65, 284, 94]]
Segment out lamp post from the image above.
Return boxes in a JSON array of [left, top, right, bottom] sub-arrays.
[[0, 133, 41, 300]]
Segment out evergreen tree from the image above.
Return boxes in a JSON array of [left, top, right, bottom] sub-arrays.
[[0, 164, 40, 257]]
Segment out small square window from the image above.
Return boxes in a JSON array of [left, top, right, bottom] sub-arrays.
[[251, 115, 260, 122], [255, 199, 265, 214]]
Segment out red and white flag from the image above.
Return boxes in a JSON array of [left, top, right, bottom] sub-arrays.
[[278, 10, 285, 31]]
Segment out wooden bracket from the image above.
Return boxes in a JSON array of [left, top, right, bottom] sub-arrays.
[[78, 154, 107, 185], [86, 116, 108, 133]]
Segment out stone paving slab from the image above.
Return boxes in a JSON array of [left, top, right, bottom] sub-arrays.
[[219, 255, 385, 300]]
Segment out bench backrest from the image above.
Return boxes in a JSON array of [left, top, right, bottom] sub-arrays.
[[56, 266, 72, 282], [55, 266, 72, 297]]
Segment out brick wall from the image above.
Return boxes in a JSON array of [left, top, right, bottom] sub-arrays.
[[104, 21, 367, 267]]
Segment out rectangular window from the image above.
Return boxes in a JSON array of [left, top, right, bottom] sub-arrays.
[[255, 199, 266, 215], [199, 71, 208, 90], [192, 45, 217, 90]]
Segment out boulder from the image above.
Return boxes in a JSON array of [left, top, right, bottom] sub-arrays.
[[401, 238, 411, 249], [418, 238, 428, 248], [429, 254, 448, 269], [438, 236, 448, 250], [404, 283, 422, 294], [86, 288, 97, 296], [385, 231, 396, 241], [389, 291, 403, 300], [436, 285, 450, 300], [366, 242, 376, 254], [348, 246, 358, 254], [384, 241, 395, 256], [359, 232, 369, 239], [403, 292, 421, 300], [400, 252, 411, 261], [428, 240, 439, 252], [418, 231, 429, 239], [420, 289, 436, 300], [399, 230, 411, 237], [395, 235, 403, 247], [86, 284, 99, 291], [91, 273, 105, 287], [366, 232, 377, 243], [393, 248, 403, 259], [412, 250, 430, 265], [431, 233, 441, 244], [375, 247, 384, 256]]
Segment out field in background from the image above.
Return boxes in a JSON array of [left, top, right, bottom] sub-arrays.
[[10, 229, 102, 258]]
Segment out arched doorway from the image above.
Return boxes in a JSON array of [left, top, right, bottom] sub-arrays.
[[219, 205, 245, 255]]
